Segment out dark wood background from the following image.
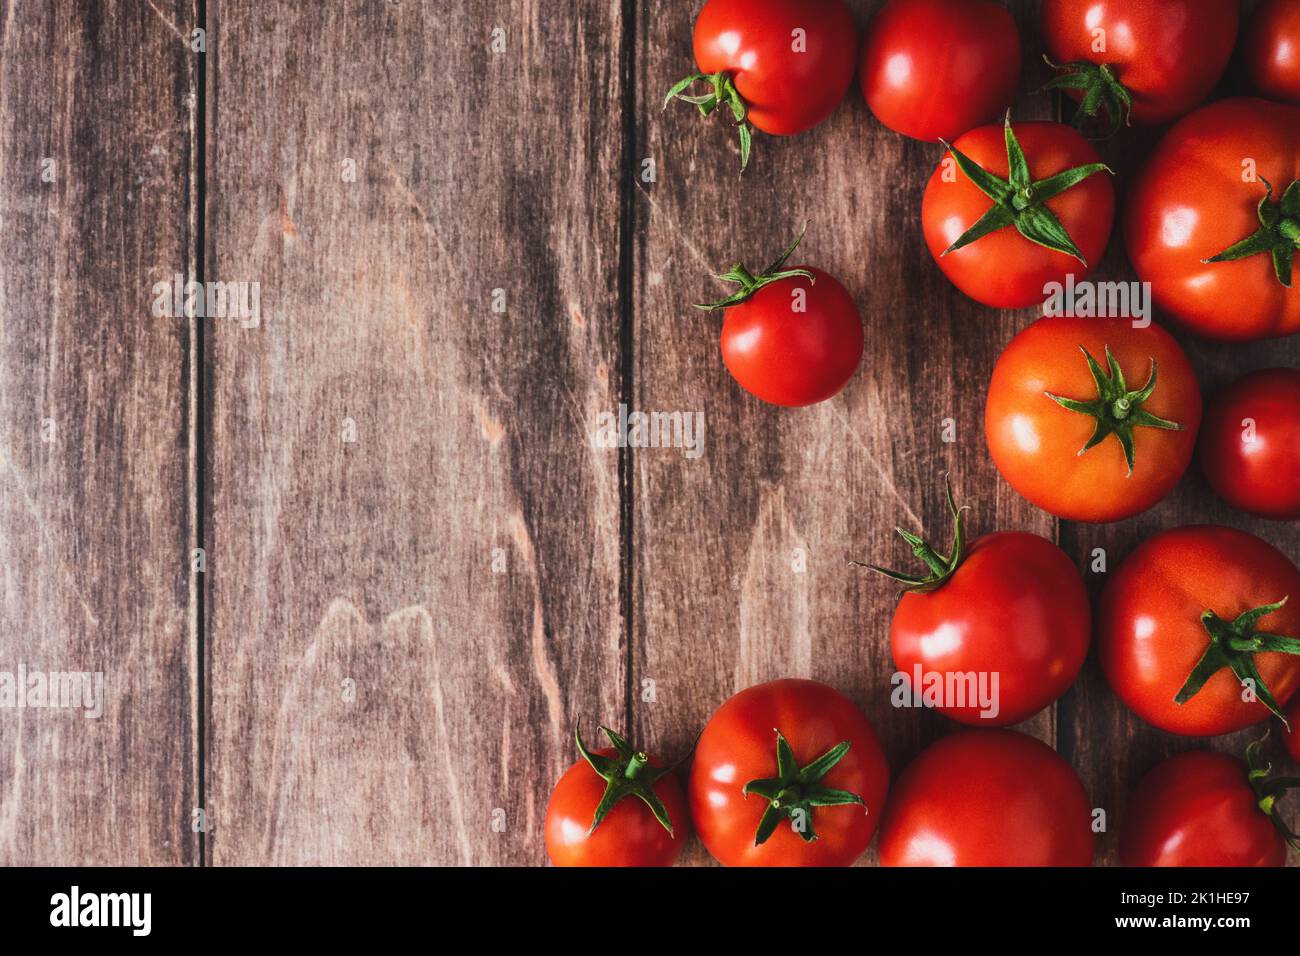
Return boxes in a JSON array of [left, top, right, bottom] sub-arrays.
[[0, 0, 1294, 866]]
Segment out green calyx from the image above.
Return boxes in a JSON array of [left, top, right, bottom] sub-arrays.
[[742, 729, 866, 846], [1246, 736, 1300, 853], [940, 113, 1112, 263], [695, 225, 814, 312], [855, 476, 968, 594], [1175, 598, 1300, 727], [1203, 177, 1300, 288], [575, 724, 682, 837], [664, 70, 753, 171], [1042, 56, 1134, 137], [1045, 344, 1183, 476]]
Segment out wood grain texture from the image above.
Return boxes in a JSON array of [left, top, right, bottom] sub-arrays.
[[203, 0, 626, 864], [0, 0, 197, 865]]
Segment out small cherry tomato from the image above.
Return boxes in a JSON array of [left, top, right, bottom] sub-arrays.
[[1246, 0, 1300, 104], [879, 730, 1095, 867], [544, 725, 689, 867], [1200, 368, 1300, 520], [860, 0, 1021, 142]]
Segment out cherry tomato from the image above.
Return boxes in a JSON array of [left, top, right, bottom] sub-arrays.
[[1098, 526, 1300, 737], [1120, 747, 1295, 867], [702, 231, 863, 407], [544, 726, 689, 867], [860, 0, 1020, 142], [985, 316, 1200, 523], [1246, 0, 1300, 104], [1125, 98, 1300, 342], [922, 118, 1114, 309], [666, 0, 858, 167], [689, 679, 890, 867], [1200, 368, 1300, 520], [1041, 0, 1237, 129], [869, 482, 1089, 727], [879, 730, 1094, 867]]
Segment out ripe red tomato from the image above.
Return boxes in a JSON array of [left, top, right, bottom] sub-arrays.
[[1099, 526, 1300, 737], [1041, 0, 1237, 129], [666, 0, 858, 167], [702, 232, 863, 407], [879, 730, 1094, 867], [1120, 748, 1295, 867], [922, 118, 1114, 309], [1246, 0, 1300, 104], [985, 316, 1200, 523], [1125, 98, 1300, 342], [860, 0, 1020, 142], [544, 727, 689, 867], [869, 482, 1089, 726], [689, 679, 889, 867], [1200, 368, 1300, 520]]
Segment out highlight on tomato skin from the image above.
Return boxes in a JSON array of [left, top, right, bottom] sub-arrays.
[[1245, 0, 1300, 105]]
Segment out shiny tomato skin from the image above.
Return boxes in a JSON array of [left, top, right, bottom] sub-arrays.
[[1120, 751, 1287, 867], [890, 532, 1090, 726], [985, 316, 1201, 522], [1199, 368, 1300, 520], [1246, 0, 1300, 104], [1125, 98, 1300, 341], [689, 679, 890, 867], [879, 730, 1094, 867], [720, 267, 863, 407], [544, 749, 688, 867], [860, 0, 1021, 142], [1041, 0, 1238, 124], [1099, 526, 1300, 737], [922, 122, 1114, 309], [693, 0, 858, 136]]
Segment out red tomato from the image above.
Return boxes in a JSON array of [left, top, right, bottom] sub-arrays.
[[1041, 0, 1237, 128], [1246, 0, 1300, 104], [1120, 749, 1291, 867], [879, 730, 1094, 866], [860, 0, 1020, 142], [871, 483, 1089, 726], [1099, 526, 1300, 737], [544, 728, 689, 867], [922, 119, 1114, 309], [1125, 98, 1300, 341], [1200, 368, 1300, 520], [689, 679, 889, 867], [985, 316, 1201, 522]]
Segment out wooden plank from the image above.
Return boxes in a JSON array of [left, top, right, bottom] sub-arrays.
[[0, 0, 197, 865], [631, 0, 1056, 864], [204, 0, 626, 864]]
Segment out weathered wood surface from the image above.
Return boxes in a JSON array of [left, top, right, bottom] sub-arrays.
[[0, 0, 198, 865]]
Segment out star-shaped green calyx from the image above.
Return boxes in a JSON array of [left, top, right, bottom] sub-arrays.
[[1044, 345, 1183, 476], [854, 476, 969, 594], [574, 724, 681, 836], [1246, 736, 1300, 853], [940, 112, 1112, 263], [742, 730, 866, 846], [695, 225, 814, 312], [1204, 177, 1300, 288], [1042, 55, 1134, 137], [664, 70, 753, 171]]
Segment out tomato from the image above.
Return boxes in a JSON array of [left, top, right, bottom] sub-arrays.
[[985, 316, 1200, 523], [702, 231, 863, 407], [1120, 746, 1297, 867], [860, 0, 1020, 142], [879, 730, 1094, 867], [689, 679, 889, 866], [1099, 526, 1300, 737], [1041, 0, 1237, 130], [922, 117, 1114, 309], [544, 726, 689, 867], [1125, 98, 1300, 342], [1246, 0, 1300, 105], [1199, 368, 1300, 520], [867, 481, 1089, 726], [666, 0, 858, 168]]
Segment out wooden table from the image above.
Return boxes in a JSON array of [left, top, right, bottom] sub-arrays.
[[1, 0, 1295, 866]]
